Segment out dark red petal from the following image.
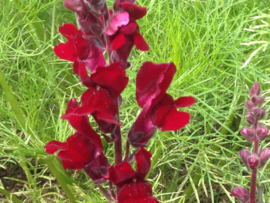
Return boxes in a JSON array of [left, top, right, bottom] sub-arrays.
[[120, 3, 147, 20], [59, 24, 78, 40], [74, 30, 91, 60], [95, 111, 122, 126], [54, 42, 76, 62], [91, 62, 129, 98], [46, 133, 94, 170], [64, 0, 86, 13], [108, 162, 136, 186], [118, 180, 160, 203], [105, 11, 129, 35], [120, 22, 137, 35], [134, 31, 149, 51], [111, 32, 126, 50], [174, 96, 196, 107], [136, 62, 176, 108], [84, 152, 110, 182], [78, 62, 94, 87], [73, 60, 80, 74], [86, 47, 107, 72], [135, 148, 152, 178], [44, 140, 68, 154], [158, 109, 190, 131]]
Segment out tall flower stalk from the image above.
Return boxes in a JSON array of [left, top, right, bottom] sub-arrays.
[[232, 82, 270, 203], [44, 0, 195, 202]]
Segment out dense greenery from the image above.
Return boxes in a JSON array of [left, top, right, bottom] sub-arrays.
[[0, 0, 270, 202]]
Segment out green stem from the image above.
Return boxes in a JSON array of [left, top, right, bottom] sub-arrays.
[[45, 157, 77, 203], [180, 96, 244, 201], [0, 188, 23, 203]]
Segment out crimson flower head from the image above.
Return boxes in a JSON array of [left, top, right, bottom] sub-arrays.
[[73, 62, 129, 133], [54, 24, 106, 75], [231, 187, 250, 203], [128, 62, 196, 147], [107, 147, 160, 203], [105, 3, 148, 69]]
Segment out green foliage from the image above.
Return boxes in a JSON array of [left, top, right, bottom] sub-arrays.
[[0, 0, 270, 202]]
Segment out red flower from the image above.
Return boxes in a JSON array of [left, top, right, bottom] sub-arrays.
[[107, 147, 160, 203], [73, 62, 129, 133], [54, 24, 106, 74], [61, 98, 103, 151], [128, 62, 196, 147], [105, 3, 148, 69], [231, 187, 250, 203], [45, 132, 109, 182]]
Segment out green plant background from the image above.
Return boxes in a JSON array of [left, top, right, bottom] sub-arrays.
[[0, 0, 270, 202]]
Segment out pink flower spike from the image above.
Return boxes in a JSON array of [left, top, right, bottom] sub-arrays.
[[231, 187, 250, 203], [105, 11, 130, 35]]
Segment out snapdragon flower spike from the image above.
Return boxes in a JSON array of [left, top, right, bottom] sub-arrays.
[[105, 3, 148, 69], [128, 62, 196, 147], [231, 187, 250, 203], [107, 147, 160, 203], [54, 24, 106, 74], [73, 62, 129, 133]]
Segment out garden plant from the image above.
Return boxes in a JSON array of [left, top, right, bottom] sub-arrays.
[[0, 0, 270, 202]]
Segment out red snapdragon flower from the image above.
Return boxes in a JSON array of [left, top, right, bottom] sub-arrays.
[[73, 62, 129, 133], [105, 3, 148, 69], [54, 24, 106, 75], [107, 147, 160, 203], [128, 62, 196, 147]]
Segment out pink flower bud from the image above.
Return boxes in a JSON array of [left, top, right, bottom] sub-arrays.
[[257, 97, 264, 105], [259, 148, 270, 167], [249, 81, 261, 97], [240, 149, 251, 169], [253, 107, 261, 117], [246, 113, 255, 125], [241, 127, 255, 142], [231, 187, 250, 203], [248, 154, 260, 170], [258, 108, 266, 120], [256, 126, 268, 141], [251, 95, 258, 104], [245, 100, 255, 109]]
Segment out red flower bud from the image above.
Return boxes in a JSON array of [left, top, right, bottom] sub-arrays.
[[251, 95, 258, 104], [240, 149, 251, 170], [231, 187, 250, 203], [246, 113, 255, 125], [249, 81, 261, 97], [245, 100, 255, 109], [259, 148, 270, 167], [256, 126, 268, 141], [257, 97, 264, 105], [241, 127, 255, 142], [248, 154, 260, 170], [258, 108, 266, 120]]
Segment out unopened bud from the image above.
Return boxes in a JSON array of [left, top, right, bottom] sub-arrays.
[[240, 149, 251, 169], [258, 108, 266, 120], [246, 113, 255, 125], [253, 107, 261, 118], [256, 126, 268, 141], [231, 187, 250, 203], [241, 127, 255, 142], [259, 148, 270, 167], [245, 100, 255, 109], [248, 154, 260, 170], [249, 82, 261, 97], [251, 96, 258, 104], [257, 97, 264, 105]]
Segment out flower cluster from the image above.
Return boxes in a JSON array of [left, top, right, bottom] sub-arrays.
[[231, 82, 270, 203], [45, 0, 195, 202]]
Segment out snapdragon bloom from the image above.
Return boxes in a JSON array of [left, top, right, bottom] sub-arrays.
[[107, 147, 160, 203], [128, 62, 196, 147]]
